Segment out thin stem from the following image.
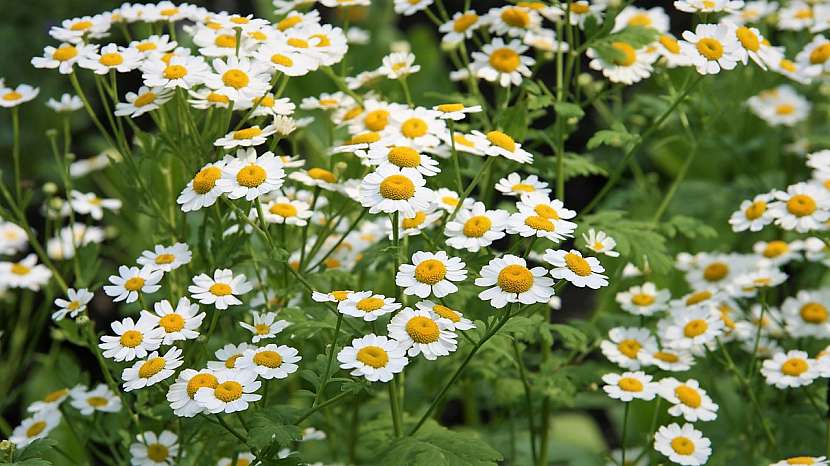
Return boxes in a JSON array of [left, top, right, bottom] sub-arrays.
[[312, 312, 344, 408], [448, 120, 464, 194], [620, 403, 630, 466], [513, 340, 538, 465], [389, 377, 403, 437]]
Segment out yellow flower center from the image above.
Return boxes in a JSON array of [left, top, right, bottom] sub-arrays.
[[671, 436, 695, 455], [776, 103, 795, 115], [214, 381, 243, 401], [287, 37, 309, 48], [224, 354, 242, 368], [214, 34, 237, 48], [52, 45, 78, 61], [433, 304, 461, 322], [795, 8, 813, 19], [524, 215, 555, 232], [26, 421, 47, 438], [209, 283, 232, 296], [99, 52, 124, 67], [653, 351, 679, 363], [43, 388, 69, 403], [486, 130, 516, 152], [780, 59, 797, 72], [437, 103, 465, 113], [703, 262, 728, 282], [489, 47, 521, 72], [787, 194, 817, 216], [387, 146, 421, 168], [571, 3, 590, 14], [463, 215, 492, 237], [511, 183, 535, 193], [675, 385, 701, 407], [564, 253, 592, 277], [762, 240, 788, 258], [160, 7, 179, 16], [627, 13, 652, 27], [163, 64, 188, 79], [400, 118, 428, 139], [800, 302, 828, 324], [453, 134, 475, 147], [222, 69, 250, 89], [233, 127, 263, 140], [269, 53, 294, 68], [402, 211, 427, 229], [781, 358, 808, 376], [617, 377, 643, 392], [120, 330, 144, 348], [356, 297, 385, 312], [270, 202, 297, 218], [207, 92, 230, 104], [356, 345, 389, 368], [146, 444, 169, 462], [501, 7, 530, 28], [2, 91, 21, 101], [70, 20, 93, 31], [138, 357, 166, 378], [308, 167, 337, 183], [133, 92, 157, 107], [810, 44, 830, 65], [10, 263, 30, 275], [441, 196, 459, 207], [277, 16, 302, 31], [744, 200, 767, 219], [124, 276, 145, 291], [187, 373, 218, 398], [192, 166, 222, 194], [331, 291, 350, 301], [453, 13, 479, 32], [254, 323, 271, 335], [406, 316, 441, 343], [617, 339, 641, 359], [631, 293, 655, 306], [497, 264, 534, 293], [611, 42, 637, 66], [86, 396, 109, 407], [683, 319, 709, 338], [159, 313, 185, 332], [659, 35, 681, 54], [736, 27, 760, 52], [696, 38, 724, 60], [136, 41, 157, 52], [364, 109, 390, 131], [379, 175, 416, 200], [154, 253, 175, 265], [236, 163, 267, 188], [414, 259, 447, 285], [788, 457, 818, 465], [253, 350, 283, 368]]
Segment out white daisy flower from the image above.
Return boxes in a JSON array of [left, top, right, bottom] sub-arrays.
[[770, 457, 829, 466], [472, 38, 535, 87], [69, 190, 122, 220], [782, 290, 830, 339], [769, 182, 830, 232], [443, 131, 490, 156], [474, 130, 534, 164], [729, 192, 774, 232], [797, 35, 830, 77], [338, 291, 401, 321], [79, 43, 141, 74], [680, 23, 741, 75], [129, 34, 176, 57], [439, 11, 482, 45], [239, 311, 290, 343], [337, 334, 409, 383], [208, 343, 253, 371], [544, 249, 608, 289], [195, 369, 261, 414], [0, 221, 28, 255], [366, 145, 440, 177], [137, 242, 192, 273], [762, 350, 820, 390], [415, 300, 476, 331], [444, 202, 510, 252], [495, 173, 550, 197], [178, 158, 229, 212], [655, 34, 693, 68], [52, 287, 94, 321], [27, 388, 70, 414], [237, 344, 301, 379], [114, 86, 174, 118], [432, 103, 482, 121], [289, 167, 340, 191], [10, 410, 61, 448], [311, 290, 353, 304], [141, 54, 209, 90], [103, 265, 162, 304], [359, 165, 434, 218], [614, 6, 670, 32], [217, 148, 286, 201], [379, 52, 420, 79], [616, 282, 670, 316], [46, 93, 83, 112], [166, 369, 218, 418], [188, 88, 232, 109], [600, 326, 658, 370], [394, 0, 432, 16], [475, 254, 555, 309], [653, 423, 712, 466], [731, 24, 777, 69], [99, 314, 164, 362], [189, 268, 253, 310], [659, 306, 725, 350], [214, 124, 278, 149], [255, 40, 318, 76], [217, 453, 257, 466], [48, 15, 111, 44], [31, 42, 96, 74], [566, 1, 606, 29], [658, 378, 718, 422], [507, 211, 573, 243], [396, 251, 467, 299], [778, 1, 816, 31], [0, 254, 52, 290], [747, 85, 811, 127], [122, 346, 183, 392], [388, 308, 458, 360], [601, 371, 658, 402], [433, 188, 473, 213], [256, 197, 313, 226], [639, 347, 695, 372], [487, 5, 542, 37], [385, 107, 447, 149], [129, 431, 179, 466], [588, 41, 656, 85], [675, 0, 743, 13], [205, 56, 271, 103], [69, 384, 122, 416], [142, 298, 205, 345], [387, 209, 443, 239], [0, 84, 38, 108], [583, 229, 620, 257]]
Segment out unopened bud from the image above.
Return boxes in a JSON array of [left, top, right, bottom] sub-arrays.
[[43, 182, 58, 195]]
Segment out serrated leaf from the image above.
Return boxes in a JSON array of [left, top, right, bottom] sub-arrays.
[[587, 123, 638, 150], [580, 211, 673, 274], [553, 102, 585, 120], [562, 154, 608, 180], [248, 411, 302, 451], [375, 422, 503, 466], [660, 215, 718, 239]]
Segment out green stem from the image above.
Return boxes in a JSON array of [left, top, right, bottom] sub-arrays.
[[312, 312, 344, 408], [389, 377, 404, 437], [620, 403, 630, 466], [447, 121, 464, 194], [513, 340, 538, 464]]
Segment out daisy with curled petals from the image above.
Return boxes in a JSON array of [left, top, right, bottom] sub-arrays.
[[99, 314, 164, 362], [388, 209, 442, 239], [188, 88, 232, 109], [290, 167, 340, 191], [214, 123, 277, 149], [52, 288, 93, 321], [359, 165, 434, 218], [0, 85, 39, 108], [69, 384, 121, 416], [337, 334, 408, 383], [137, 242, 192, 273], [433, 188, 473, 213], [658, 378, 718, 422], [659, 306, 725, 350], [616, 282, 670, 316], [189, 269, 253, 310], [476, 254, 555, 309], [388, 308, 458, 360], [768, 182, 830, 233], [379, 52, 420, 79], [472, 38, 535, 87], [655, 34, 693, 68], [583, 229, 620, 257], [28, 388, 70, 413], [177, 159, 228, 212], [588, 41, 656, 85], [69, 190, 122, 220], [517, 192, 576, 226], [237, 344, 301, 380], [440, 11, 482, 44], [47, 94, 82, 113], [338, 291, 401, 321], [732, 24, 777, 69], [195, 369, 261, 414], [10, 410, 61, 448], [771, 457, 829, 466], [217, 149, 286, 201], [142, 298, 205, 345], [208, 343, 253, 371], [475, 130, 534, 164], [600, 327, 658, 370], [103, 265, 162, 303], [396, 251, 467, 299], [639, 347, 695, 372], [258, 197, 313, 226], [114, 86, 173, 118], [31, 43, 96, 74], [444, 202, 510, 252], [680, 23, 741, 75], [729, 192, 774, 232], [311, 290, 353, 304], [495, 173, 550, 197], [781, 290, 830, 339], [206, 57, 271, 103], [394, 0, 432, 16], [79, 43, 141, 74], [432, 103, 483, 121], [507, 211, 573, 243], [544, 249, 608, 289], [443, 131, 490, 156], [762, 350, 821, 389], [122, 347, 183, 392], [141, 55, 210, 90], [366, 145, 440, 177], [602, 371, 658, 402], [129, 431, 179, 466], [415, 300, 476, 331], [239, 311, 290, 343], [167, 369, 218, 417], [653, 423, 712, 466]]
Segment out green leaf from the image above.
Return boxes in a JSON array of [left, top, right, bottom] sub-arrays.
[[587, 123, 638, 150], [553, 102, 585, 120], [660, 215, 718, 239], [562, 153, 608, 180], [550, 324, 589, 353], [248, 411, 302, 451], [375, 422, 503, 466], [580, 211, 673, 274]]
